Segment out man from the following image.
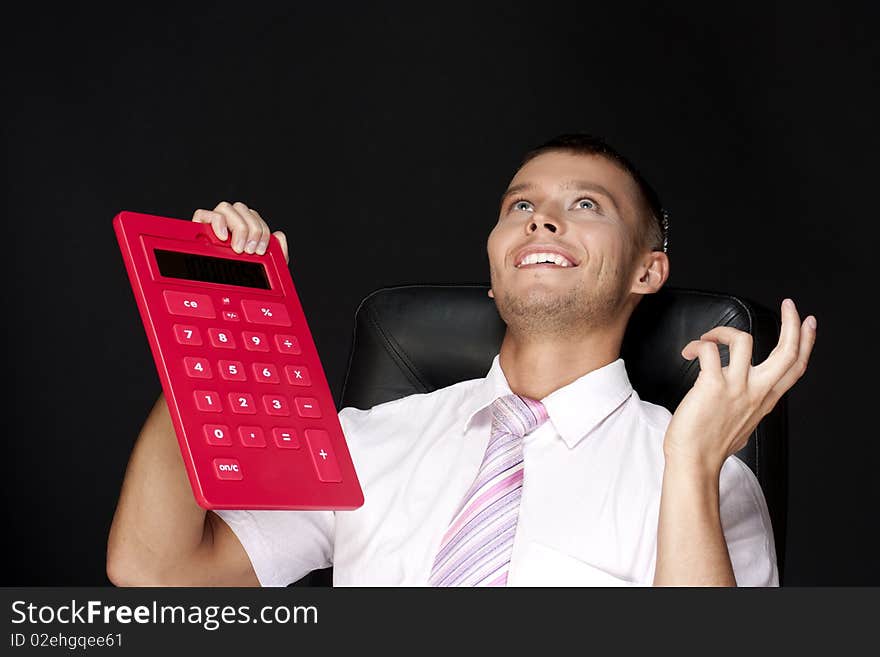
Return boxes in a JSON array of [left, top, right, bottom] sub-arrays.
[[106, 134, 817, 586]]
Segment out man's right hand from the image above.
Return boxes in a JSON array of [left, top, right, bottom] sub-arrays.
[[192, 201, 289, 263]]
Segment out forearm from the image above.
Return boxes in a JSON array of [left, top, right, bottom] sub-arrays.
[[652, 458, 736, 586], [106, 393, 210, 583]]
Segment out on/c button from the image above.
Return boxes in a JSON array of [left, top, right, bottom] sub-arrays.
[[213, 458, 243, 480]]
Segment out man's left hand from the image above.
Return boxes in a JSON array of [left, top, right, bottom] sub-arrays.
[[663, 298, 817, 474]]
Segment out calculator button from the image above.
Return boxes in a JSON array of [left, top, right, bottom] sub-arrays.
[[304, 430, 342, 482], [222, 310, 241, 322], [272, 428, 300, 449], [241, 300, 291, 326], [173, 324, 202, 346], [275, 334, 301, 354], [295, 397, 321, 418], [253, 363, 280, 383], [194, 390, 222, 412], [285, 365, 311, 386], [221, 296, 232, 305], [184, 357, 212, 379], [213, 458, 243, 481], [228, 392, 257, 414], [218, 360, 247, 381], [164, 290, 216, 318], [243, 331, 270, 352], [238, 426, 266, 448], [204, 424, 232, 446], [208, 328, 236, 349], [263, 394, 290, 416]]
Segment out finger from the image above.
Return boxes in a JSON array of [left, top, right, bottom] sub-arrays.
[[698, 326, 753, 387], [213, 201, 250, 253], [754, 298, 802, 385], [232, 202, 266, 254], [249, 208, 272, 256], [272, 230, 290, 264], [192, 209, 228, 241], [760, 314, 818, 414], [682, 339, 723, 380]]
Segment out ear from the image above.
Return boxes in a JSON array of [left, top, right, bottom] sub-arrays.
[[630, 250, 669, 295], [488, 288, 495, 299]]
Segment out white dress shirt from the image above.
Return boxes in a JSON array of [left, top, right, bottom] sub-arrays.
[[216, 355, 779, 586]]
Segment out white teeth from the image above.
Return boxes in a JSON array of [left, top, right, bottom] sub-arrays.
[[516, 252, 573, 267]]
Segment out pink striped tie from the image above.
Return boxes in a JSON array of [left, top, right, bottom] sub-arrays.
[[429, 393, 549, 587]]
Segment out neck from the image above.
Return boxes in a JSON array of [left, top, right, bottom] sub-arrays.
[[498, 324, 623, 400]]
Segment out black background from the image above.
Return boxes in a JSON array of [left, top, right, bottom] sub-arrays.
[[4, 2, 878, 585]]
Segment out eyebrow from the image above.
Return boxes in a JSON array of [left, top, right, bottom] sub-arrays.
[[500, 180, 622, 215]]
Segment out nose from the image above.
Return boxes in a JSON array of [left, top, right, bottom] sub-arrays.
[[526, 217, 560, 234]]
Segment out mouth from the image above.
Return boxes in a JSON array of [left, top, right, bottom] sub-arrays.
[[513, 246, 579, 269]]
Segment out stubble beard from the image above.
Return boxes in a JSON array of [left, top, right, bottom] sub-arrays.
[[491, 268, 630, 340]]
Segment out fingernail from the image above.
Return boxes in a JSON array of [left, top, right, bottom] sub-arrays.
[[233, 239, 245, 252], [783, 298, 794, 308], [218, 226, 228, 240], [807, 316, 817, 329], [245, 240, 258, 254], [256, 240, 268, 255]]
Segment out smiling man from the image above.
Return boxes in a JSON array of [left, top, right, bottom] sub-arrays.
[[107, 134, 816, 587]]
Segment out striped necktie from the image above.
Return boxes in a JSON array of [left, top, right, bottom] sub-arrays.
[[429, 393, 549, 586]]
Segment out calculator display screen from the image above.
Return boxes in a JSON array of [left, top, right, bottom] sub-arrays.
[[154, 249, 271, 289]]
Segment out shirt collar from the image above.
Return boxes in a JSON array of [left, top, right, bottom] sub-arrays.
[[463, 354, 634, 449]]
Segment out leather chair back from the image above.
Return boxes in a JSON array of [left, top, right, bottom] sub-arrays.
[[338, 285, 788, 579]]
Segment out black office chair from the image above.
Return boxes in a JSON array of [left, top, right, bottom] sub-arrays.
[[295, 285, 788, 586]]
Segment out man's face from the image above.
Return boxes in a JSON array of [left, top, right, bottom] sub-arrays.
[[487, 151, 646, 336]]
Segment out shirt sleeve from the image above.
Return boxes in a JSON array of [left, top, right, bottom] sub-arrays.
[[718, 456, 780, 587], [213, 507, 334, 587]]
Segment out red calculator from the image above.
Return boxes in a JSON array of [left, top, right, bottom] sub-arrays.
[[114, 211, 364, 510]]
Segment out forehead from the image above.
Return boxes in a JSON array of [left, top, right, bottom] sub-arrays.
[[508, 151, 641, 213]]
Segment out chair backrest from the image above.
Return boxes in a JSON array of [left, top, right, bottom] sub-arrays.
[[338, 284, 788, 580]]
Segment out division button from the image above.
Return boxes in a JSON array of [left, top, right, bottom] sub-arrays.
[[275, 334, 301, 354], [304, 429, 342, 482]]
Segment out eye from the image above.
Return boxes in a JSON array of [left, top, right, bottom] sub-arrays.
[[510, 199, 534, 212], [575, 197, 599, 211]]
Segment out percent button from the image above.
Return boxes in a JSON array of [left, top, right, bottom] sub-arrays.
[[241, 300, 291, 326]]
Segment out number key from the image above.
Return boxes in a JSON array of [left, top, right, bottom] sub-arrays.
[[203, 424, 232, 446], [194, 390, 222, 412], [253, 363, 280, 383], [174, 324, 202, 346], [209, 328, 236, 349], [228, 392, 256, 414], [218, 360, 247, 381], [184, 357, 212, 379], [243, 331, 270, 352], [263, 394, 290, 416]]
